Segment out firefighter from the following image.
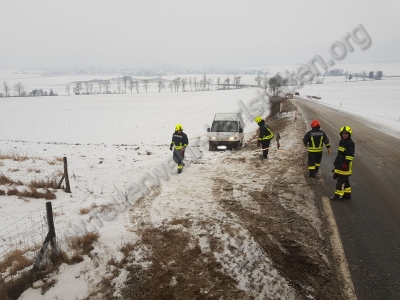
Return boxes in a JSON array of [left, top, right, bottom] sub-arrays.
[[169, 124, 189, 174], [303, 119, 331, 178], [331, 125, 355, 200], [255, 116, 274, 159]]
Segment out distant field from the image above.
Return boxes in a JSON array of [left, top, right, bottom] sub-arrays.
[[0, 86, 263, 144], [297, 77, 400, 121]]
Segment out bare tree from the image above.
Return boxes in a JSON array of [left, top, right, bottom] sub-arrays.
[[198, 79, 203, 91], [262, 75, 269, 93], [75, 82, 83, 94], [65, 83, 70, 95], [217, 77, 220, 90], [193, 77, 198, 91], [368, 71, 374, 80], [84, 81, 89, 94], [254, 74, 262, 87], [235, 76, 241, 88], [98, 80, 103, 94], [181, 78, 187, 92], [117, 81, 121, 93], [3, 81, 10, 97], [375, 71, 383, 80], [224, 77, 230, 89], [123, 77, 128, 93], [172, 78, 181, 92], [134, 81, 139, 93], [168, 82, 173, 92], [206, 78, 213, 90], [201, 74, 207, 90], [268, 74, 282, 96], [89, 82, 93, 94], [157, 80, 165, 92], [129, 79, 134, 93], [104, 80, 111, 93], [143, 80, 149, 93], [14, 82, 25, 96], [269, 76, 277, 96], [188, 77, 192, 91]]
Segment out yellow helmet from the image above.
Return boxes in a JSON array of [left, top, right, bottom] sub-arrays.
[[255, 116, 263, 123], [175, 124, 183, 131], [340, 125, 352, 136]]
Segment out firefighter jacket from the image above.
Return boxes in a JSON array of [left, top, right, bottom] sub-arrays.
[[170, 131, 188, 150], [333, 137, 355, 176], [258, 120, 274, 141], [303, 127, 330, 153]]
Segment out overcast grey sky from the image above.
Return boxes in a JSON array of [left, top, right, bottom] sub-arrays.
[[1, 0, 400, 69]]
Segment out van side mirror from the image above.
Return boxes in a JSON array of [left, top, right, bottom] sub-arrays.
[[207, 128, 210, 132], [239, 128, 243, 133]]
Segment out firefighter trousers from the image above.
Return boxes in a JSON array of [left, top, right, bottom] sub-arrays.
[[334, 175, 351, 199], [308, 151, 322, 177], [261, 139, 271, 158], [173, 149, 185, 169]]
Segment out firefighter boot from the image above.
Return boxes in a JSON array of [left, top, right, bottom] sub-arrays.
[[177, 164, 183, 174], [315, 166, 319, 175]]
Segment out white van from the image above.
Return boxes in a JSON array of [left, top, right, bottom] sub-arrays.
[[207, 113, 244, 150]]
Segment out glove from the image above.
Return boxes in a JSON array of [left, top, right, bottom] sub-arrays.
[[257, 141, 261, 147], [169, 145, 173, 151], [333, 173, 338, 179], [327, 148, 331, 154], [180, 149, 185, 155], [342, 163, 348, 170]]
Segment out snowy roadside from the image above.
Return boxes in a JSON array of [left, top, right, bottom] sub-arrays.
[[111, 101, 345, 300], [9, 100, 346, 300]]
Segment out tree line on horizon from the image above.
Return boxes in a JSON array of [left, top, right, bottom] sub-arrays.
[[253, 69, 385, 97], [66, 74, 245, 95], [0, 74, 248, 97], [1, 81, 57, 97], [0, 69, 385, 98], [324, 69, 383, 81]]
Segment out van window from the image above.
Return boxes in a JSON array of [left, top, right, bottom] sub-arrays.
[[211, 121, 238, 132]]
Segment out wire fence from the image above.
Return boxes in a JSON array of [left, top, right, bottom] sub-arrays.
[[0, 204, 64, 263]]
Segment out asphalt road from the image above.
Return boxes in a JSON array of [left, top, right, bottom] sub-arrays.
[[291, 98, 400, 300]]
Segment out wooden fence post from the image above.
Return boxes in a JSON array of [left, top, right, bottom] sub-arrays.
[[32, 202, 60, 271], [46, 202, 59, 256], [63, 157, 71, 193]]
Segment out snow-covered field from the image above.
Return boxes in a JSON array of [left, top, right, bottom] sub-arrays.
[[295, 76, 400, 135], [1, 66, 399, 299], [0, 87, 265, 226], [1, 84, 278, 299]]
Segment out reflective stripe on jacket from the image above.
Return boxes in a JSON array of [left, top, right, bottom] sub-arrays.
[[303, 128, 330, 153], [258, 123, 274, 141], [171, 131, 188, 150], [333, 137, 355, 176]]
